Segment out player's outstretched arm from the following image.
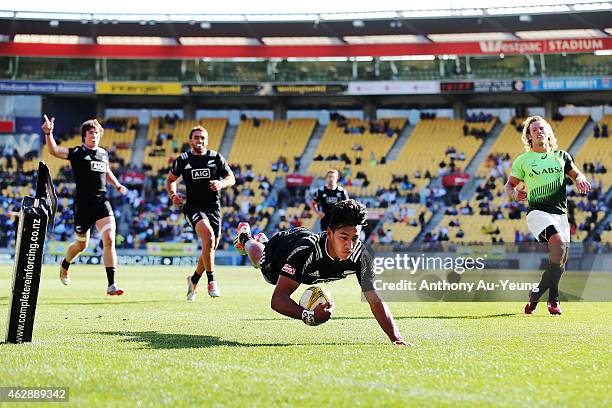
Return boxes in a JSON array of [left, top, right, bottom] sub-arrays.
[[567, 164, 592, 195], [106, 168, 127, 194], [42, 114, 69, 159], [505, 175, 527, 201], [272, 275, 332, 325], [363, 290, 411, 346]]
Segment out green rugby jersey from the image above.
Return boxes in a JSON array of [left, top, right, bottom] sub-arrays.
[[510, 149, 573, 215]]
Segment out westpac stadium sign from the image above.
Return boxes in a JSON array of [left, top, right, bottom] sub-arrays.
[[478, 38, 608, 55]]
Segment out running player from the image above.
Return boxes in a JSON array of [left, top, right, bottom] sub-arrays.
[[43, 115, 127, 296], [166, 126, 235, 301], [505, 116, 591, 315], [234, 199, 409, 345]]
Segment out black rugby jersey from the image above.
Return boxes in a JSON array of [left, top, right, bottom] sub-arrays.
[[170, 149, 231, 208], [263, 228, 375, 292], [313, 186, 349, 217], [68, 145, 109, 205]]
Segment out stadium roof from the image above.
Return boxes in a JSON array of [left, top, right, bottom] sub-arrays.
[[0, 4, 610, 41]]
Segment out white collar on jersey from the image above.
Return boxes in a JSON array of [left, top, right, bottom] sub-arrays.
[[323, 235, 337, 260]]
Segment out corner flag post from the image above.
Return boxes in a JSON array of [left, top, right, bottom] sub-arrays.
[[5, 162, 57, 344]]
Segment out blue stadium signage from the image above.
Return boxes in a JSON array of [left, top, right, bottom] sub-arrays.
[[0, 81, 95, 94], [522, 77, 611, 92]]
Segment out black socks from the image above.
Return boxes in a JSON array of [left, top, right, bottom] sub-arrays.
[[532, 261, 565, 303], [191, 272, 202, 285], [105, 267, 116, 286], [547, 262, 564, 302], [191, 271, 214, 284], [206, 272, 215, 284]]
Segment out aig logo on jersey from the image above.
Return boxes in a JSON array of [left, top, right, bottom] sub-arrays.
[[90, 161, 107, 173], [192, 168, 211, 179]]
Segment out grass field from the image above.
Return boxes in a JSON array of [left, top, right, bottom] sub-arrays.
[[1, 265, 611, 407]]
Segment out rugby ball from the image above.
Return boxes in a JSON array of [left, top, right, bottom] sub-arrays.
[[299, 286, 333, 310]]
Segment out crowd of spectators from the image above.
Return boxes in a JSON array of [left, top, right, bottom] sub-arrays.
[[0, 113, 610, 252], [483, 153, 512, 178], [593, 123, 608, 138], [465, 112, 494, 123], [103, 117, 137, 133], [329, 112, 402, 137], [582, 161, 607, 175]]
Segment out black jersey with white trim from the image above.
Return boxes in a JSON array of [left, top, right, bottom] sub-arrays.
[[67, 145, 109, 205], [313, 186, 349, 217], [170, 149, 231, 208], [269, 228, 375, 292]]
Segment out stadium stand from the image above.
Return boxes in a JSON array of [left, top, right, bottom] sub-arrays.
[[229, 118, 316, 180], [575, 115, 611, 188], [0, 109, 608, 251], [0, 4, 610, 252], [307, 117, 405, 196]]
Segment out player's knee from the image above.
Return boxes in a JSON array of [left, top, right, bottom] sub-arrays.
[[102, 232, 115, 247], [548, 234, 567, 250], [201, 234, 214, 250], [548, 236, 567, 263], [74, 239, 88, 251]]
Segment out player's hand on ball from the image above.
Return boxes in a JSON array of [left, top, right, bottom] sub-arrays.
[[42, 114, 55, 134], [313, 301, 334, 324], [172, 194, 185, 206], [117, 184, 128, 195]]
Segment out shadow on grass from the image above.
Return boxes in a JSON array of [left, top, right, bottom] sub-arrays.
[[244, 313, 518, 322], [97, 331, 303, 349], [96, 331, 376, 348]]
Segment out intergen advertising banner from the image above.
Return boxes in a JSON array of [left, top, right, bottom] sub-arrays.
[[96, 82, 182, 95]]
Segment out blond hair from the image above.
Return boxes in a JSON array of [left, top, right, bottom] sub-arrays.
[[520, 116, 558, 152]]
